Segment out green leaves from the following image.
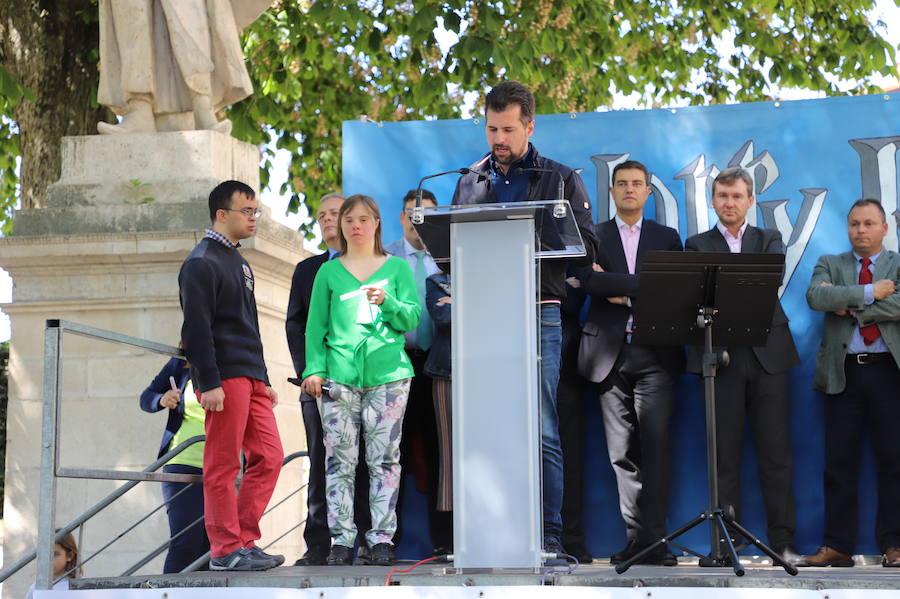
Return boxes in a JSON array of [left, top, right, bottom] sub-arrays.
[[0, 0, 897, 237]]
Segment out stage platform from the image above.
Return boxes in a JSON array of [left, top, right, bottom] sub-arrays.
[[68, 561, 900, 593]]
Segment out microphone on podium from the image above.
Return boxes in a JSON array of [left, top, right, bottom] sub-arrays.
[[514, 167, 583, 218], [411, 168, 470, 224]]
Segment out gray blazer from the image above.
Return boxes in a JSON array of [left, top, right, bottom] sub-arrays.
[[806, 249, 900, 394]]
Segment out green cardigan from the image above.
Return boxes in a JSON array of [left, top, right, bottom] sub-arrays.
[[303, 255, 421, 387]]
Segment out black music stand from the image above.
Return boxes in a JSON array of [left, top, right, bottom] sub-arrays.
[[614, 250, 798, 577]]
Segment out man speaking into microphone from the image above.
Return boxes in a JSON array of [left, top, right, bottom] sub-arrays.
[[451, 80, 594, 560]]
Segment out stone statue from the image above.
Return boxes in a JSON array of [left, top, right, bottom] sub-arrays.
[[97, 0, 274, 136]]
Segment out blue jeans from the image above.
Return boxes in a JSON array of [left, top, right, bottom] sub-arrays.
[[539, 304, 564, 544]]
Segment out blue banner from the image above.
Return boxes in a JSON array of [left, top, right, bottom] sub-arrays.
[[343, 93, 900, 559]]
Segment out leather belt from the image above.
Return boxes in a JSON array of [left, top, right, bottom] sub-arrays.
[[847, 352, 891, 365]]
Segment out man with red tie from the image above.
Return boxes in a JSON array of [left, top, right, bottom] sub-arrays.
[[804, 198, 900, 568]]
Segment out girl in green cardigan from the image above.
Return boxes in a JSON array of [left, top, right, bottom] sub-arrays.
[[302, 194, 421, 566]]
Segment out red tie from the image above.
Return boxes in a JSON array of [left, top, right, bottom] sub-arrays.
[[859, 257, 881, 345]]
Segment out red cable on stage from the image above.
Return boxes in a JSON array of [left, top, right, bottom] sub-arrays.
[[384, 556, 441, 586]]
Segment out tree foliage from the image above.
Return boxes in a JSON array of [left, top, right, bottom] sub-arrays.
[[0, 0, 897, 237]]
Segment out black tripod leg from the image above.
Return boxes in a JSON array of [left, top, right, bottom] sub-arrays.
[[615, 513, 706, 574], [726, 518, 799, 576], [713, 512, 744, 576]]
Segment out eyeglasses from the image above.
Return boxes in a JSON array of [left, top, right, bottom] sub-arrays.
[[223, 208, 261, 218]]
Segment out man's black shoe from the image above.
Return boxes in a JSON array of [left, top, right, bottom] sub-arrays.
[[368, 543, 395, 566], [326, 545, 353, 565], [609, 540, 641, 565], [639, 546, 677, 566], [293, 547, 328, 566], [564, 542, 593, 564]]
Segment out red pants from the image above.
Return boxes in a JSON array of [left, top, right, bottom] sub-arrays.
[[202, 377, 283, 557]]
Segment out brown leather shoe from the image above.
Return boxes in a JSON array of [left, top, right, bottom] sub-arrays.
[[796, 546, 853, 567], [883, 547, 900, 567]]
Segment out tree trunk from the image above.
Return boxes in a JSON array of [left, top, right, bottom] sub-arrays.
[[0, 1, 113, 210]]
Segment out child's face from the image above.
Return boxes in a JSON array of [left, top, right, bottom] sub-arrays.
[[52, 544, 70, 578]]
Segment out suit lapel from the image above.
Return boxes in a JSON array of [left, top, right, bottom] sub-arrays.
[[634, 220, 653, 275], [707, 227, 731, 252], [841, 251, 858, 285], [740, 225, 762, 253], [873, 250, 895, 282], [599, 220, 629, 273]]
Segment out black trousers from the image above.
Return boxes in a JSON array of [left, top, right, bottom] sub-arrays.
[[394, 349, 452, 551], [824, 355, 900, 554], [161, 464, 209, 573], [598, 344, 673, 544], [712, 346, 796, 548], [558, 321, 589, 551], [300, 393, 370, 552]]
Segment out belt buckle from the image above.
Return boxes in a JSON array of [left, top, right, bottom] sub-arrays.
[[855, 353, 868, 365]]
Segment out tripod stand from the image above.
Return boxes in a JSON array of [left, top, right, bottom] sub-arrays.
[[614, 252, 798, 577]]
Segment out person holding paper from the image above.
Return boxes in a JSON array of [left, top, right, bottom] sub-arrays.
[[302, 194, 421, 567], [139, 354, 209, 573]]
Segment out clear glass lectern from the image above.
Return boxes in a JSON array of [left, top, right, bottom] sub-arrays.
[[414, 200, 586, 570]]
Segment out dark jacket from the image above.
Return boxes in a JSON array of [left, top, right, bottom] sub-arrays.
[[423, 272, 452, 378], [684, 225, 799, 374], [285, 252, 330, 377], [178, 237, 269, 392], [140, 357, 193, 459], [451, 144, 595, 302], [576, 219, 685, 383]]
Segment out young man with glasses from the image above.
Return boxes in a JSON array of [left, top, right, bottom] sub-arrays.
[[179, 180, 284, 571]]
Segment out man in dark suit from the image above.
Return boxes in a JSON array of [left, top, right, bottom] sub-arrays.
[[285, 192, 369, 565], [385, 189, 452, 555], [572, 160, 683, 565], [802, 198, 900, 568], [684, 166, 800, 565]]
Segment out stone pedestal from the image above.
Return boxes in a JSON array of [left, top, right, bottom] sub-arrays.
[[0, 133, 311, 599]]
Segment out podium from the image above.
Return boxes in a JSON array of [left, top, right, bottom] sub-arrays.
[[414, 200, 586, 569]]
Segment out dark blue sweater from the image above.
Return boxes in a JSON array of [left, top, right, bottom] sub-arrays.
[[178, 237, 269, 392]]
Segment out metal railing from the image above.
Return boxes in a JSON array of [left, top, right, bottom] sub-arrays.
[[0, 435, 203, 584], [14, 319, 308, 591]]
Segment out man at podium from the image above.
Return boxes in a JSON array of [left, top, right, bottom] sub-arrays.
[[451, 80, 595, 557]]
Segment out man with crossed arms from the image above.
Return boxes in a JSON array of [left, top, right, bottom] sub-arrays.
[[571, 159, 682, 565], [802, 198, 900, 568]]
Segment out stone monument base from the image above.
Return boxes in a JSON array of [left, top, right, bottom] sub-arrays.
[[0, 132, 310, 599]]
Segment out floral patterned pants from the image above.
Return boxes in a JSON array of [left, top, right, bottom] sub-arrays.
[[322, 378, 410, 548]]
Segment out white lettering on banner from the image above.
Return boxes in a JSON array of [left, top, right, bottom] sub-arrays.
[[591, 140, 829, 297], [849, 135, 900, 252]]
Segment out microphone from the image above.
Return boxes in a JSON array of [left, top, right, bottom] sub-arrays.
[[412, 168, 471, 224], [515, 167, 568, 218]]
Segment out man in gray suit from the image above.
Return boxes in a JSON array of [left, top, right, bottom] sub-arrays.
[[684, 166, 800, 565], [802, 198, 900, 568]]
